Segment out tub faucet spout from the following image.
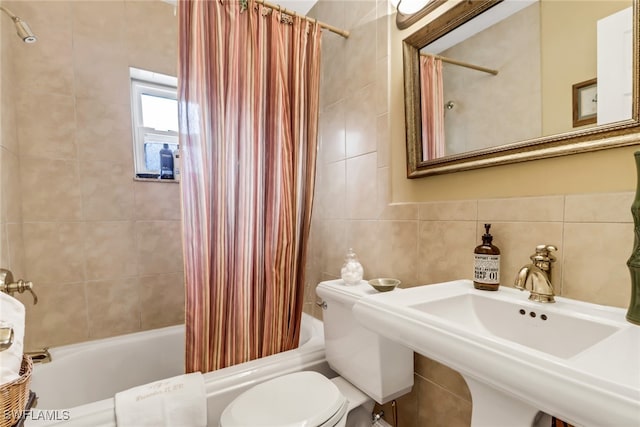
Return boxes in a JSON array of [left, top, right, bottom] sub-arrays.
[[514, 245, 557, 303]]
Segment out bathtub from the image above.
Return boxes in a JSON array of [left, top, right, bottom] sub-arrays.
[[26, 313, 334, 426]]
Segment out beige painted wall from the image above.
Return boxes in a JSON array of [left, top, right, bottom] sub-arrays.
[[542, 0, 631, 135], [0, 0, 184, 349], [390, 0, 640, 202]]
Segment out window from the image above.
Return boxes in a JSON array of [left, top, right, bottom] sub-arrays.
[[130, 67, 179, 179]]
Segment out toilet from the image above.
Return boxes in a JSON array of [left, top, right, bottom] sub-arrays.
[[219, 280, 414, 426]]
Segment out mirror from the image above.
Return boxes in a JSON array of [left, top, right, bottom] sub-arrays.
[[403, 0, 639, 178]]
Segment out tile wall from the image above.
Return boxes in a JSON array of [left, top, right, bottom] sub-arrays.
[[304, 1, 635, 425], [0, 0, 184, 349]]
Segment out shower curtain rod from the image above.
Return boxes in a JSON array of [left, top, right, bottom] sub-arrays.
[[254, 0, 350, 38], [422, 53, 498, 76]]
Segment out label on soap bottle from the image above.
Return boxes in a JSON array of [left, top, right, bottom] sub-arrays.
[[474, 254, 500, 284]]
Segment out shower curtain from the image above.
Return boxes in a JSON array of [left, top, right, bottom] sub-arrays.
[[420, 55, 445, 160], [178, 0, 321, 373]]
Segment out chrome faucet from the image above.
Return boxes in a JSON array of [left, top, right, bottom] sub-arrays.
[[514, 245, 557, 303]]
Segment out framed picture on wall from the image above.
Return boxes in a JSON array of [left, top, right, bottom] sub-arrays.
[[572, 78, 597, 127]]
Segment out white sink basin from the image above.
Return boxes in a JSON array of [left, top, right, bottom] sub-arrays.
[[353, 280, 640, 427], [411, 292, 619, 359]]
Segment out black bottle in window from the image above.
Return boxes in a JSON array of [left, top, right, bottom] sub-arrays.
[[159, 144, 174, 179]]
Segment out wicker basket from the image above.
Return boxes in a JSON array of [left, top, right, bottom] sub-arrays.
[[0, 355, 33, 427]]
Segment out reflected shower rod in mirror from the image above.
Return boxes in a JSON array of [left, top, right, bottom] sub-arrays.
[[422, 53, 498, 75]]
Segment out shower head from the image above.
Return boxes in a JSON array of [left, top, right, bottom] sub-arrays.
[[0, 6, 37, 43]]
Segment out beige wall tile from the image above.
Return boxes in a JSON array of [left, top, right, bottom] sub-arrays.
[[378, 220, 419, 285], [565, 192, 634, 223], [483, 221, 564, 290], [417, 220, 477, 285], [319, 219, 347, 275], [376, 113, 390, 168], [124, 1, 177, 75], [0, 226, 9, 275], [478, 196, 564, 222], [1, 147, 21, 223], [347, 220, 418, 284], [419, 200, 477, 221], [320, 160, 346, 220], [376, 55, 388, 116], [346, 220, 379, 279], [74, 37, 129, 105], [563, 222, 632, 307], [345, 84, 377, 158], [22, 282, 89, 349], [72, 1, 126, 46], [5, 223, 26, 280], [415, 354, 471, 402], [86, 278, 141, 339], [320, 101, 346, 163], [1, 69, 18, 153], [11, 1, 74, 97], [319, 35, 346, 109], [346, 153, 378, 219], [136, 220, 183, 276], [343, 13, 377, 96], [22, 222, 85, 285], [139, 273, 185, 329], [378, 167, 419, 220], [16, 93, 77, 160], [20, 157, 82, 222], [76, 99, 133, 165], [134, 181, 181, 221], [416, 375, 472, 427], [81, 161, 135, 221], [83, 221, 137, 280]]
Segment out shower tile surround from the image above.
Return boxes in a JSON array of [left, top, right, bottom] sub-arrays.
[[0, 0, 183, 349], [304, 1, 635, 426]]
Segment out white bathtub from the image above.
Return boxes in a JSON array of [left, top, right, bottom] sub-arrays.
[[26, 313, 334, 426]]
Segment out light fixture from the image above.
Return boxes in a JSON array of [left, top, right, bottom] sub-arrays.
[[398, 0, 431, 15], [391, 0, 447, 30], [0, 5, 37, 43]]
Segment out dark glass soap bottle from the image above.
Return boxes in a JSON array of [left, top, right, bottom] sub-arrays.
[[473, 224, 501, 291], [159, 144, 174, 179]]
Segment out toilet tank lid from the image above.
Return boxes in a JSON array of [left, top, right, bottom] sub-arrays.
[[316, 280, 379, 305], [219, 371, 347, 427]]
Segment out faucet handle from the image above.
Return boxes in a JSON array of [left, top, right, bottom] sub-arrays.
[[531, 245, 557, 263]]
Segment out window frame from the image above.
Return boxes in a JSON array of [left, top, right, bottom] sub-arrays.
[[129, 68, 178, 177]]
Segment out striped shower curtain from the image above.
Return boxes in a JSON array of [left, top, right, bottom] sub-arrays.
[[420, 55, 445, 160], [178, 0, 321, 373]]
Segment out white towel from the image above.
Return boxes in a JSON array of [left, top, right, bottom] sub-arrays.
[[115, 372, 207, 427], [0, 292, 25, 385]]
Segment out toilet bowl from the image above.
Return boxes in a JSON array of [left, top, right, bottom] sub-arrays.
[[219, 371, 351, 427], [219, 280, 414, 426]]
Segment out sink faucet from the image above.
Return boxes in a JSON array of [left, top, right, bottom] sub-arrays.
[[514, 245, 557, 303]]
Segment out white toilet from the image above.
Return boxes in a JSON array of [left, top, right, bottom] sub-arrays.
[[219, 280, 414, 426]]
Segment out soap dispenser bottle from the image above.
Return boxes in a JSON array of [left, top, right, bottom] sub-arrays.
[[473, 224, 501, 291]]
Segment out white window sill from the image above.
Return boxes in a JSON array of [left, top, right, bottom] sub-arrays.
[[134, 177, 180, 184]]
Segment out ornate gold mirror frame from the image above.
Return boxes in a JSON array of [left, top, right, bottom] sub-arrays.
[[404, 0, 640, 178]]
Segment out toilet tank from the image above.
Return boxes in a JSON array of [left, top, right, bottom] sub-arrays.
[[316, 280, 413, 404]]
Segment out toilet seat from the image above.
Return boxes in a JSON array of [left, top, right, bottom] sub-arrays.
[[219, 371, 348, 427]]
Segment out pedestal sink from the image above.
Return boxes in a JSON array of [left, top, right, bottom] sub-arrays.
[[353, 280, 640, 427]]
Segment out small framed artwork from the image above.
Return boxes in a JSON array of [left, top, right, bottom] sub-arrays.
[[572, 78, 597, 127]]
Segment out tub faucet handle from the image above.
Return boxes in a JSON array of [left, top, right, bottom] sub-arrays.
[[0, 268, 38, 304]]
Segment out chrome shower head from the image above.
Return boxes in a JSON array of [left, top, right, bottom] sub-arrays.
[[0, 6, 37, 43]]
